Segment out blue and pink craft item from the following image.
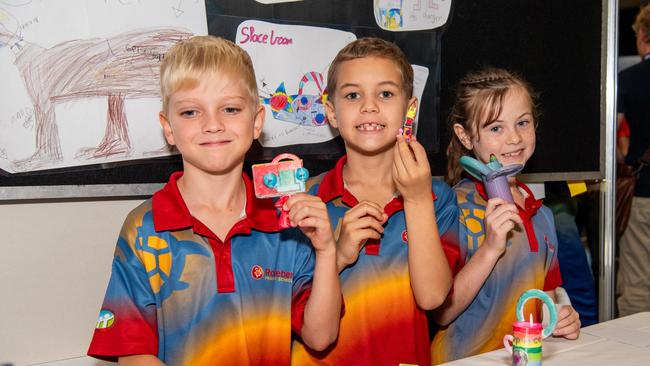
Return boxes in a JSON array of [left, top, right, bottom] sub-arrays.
[[251, 153, 309, 229], [503, 289, 558, 366], [459, 154, 524, 203]]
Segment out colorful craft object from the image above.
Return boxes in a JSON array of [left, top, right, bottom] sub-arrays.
[[251, 153, 309, 229], [402, 104, 417, 141], [459, 154, 524, 203], [503, 289, 558, 366], [503, 321, 543, 366], [261, 71, 328, 127]]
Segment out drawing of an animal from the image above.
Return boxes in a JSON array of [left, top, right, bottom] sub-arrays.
[[0, 26, 192, 171]]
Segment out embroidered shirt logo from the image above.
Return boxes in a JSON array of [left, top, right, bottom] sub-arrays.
[[401, 230, 408, 243], [251, 265, 293, 283], [251, 265, 264, 280], [96, 309, 115, 329]]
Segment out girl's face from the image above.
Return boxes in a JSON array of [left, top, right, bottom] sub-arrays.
[[456, 86, 536, 167]]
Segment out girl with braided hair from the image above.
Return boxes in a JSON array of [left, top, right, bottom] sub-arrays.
[[430, 67, 581, 364]]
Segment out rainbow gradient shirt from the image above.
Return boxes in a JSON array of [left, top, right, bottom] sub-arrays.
[[431, 178, 562, 364], [88, 172, 314, 366], [291, 156, 461, 366]]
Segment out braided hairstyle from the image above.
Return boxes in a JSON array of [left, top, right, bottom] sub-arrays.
[[445, 67, 539, 185]]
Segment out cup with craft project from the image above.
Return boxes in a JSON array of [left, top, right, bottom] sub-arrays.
[[503, 289, 558, 366]]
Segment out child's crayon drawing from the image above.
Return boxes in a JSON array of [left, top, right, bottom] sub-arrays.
[[374, 0, 452, 32], [0, 0, 207, 174], [237, 20, 356, 147]]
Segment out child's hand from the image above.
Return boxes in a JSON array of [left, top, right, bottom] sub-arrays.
[[552, 305, 581, 339], [392, 135, 432, 204], [337, 201, 387, 270], [483, 198, 522, 257], [284, 193, 335, 254]]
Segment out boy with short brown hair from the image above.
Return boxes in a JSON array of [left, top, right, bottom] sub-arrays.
[[291, 37, 459, 366]]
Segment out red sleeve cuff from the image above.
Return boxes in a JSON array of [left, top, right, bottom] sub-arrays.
[[290, 288, 345, 338], [442, 239, 464, 276], [87, 311, 158, 361], [543, 265, 563, 291], [291, 287, 311, 336]]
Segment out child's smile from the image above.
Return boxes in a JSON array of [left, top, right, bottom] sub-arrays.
[[355, 121, 386, 132]]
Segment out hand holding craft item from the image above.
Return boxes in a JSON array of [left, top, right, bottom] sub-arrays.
[[251, 153, 309, 229], [503, 289, 558, 366], [459, 154, 524, 203]]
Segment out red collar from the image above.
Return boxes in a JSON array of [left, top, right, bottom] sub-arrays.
[[152, 172, 280, 239], [316, 155, 405, 217], [470, 175, 543, 215]]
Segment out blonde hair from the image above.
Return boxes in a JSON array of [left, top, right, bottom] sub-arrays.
[[160, 36, 258, 113], [445, 67, 539, 185], [633, 4, 650, 43], [327, 37, 413, 100]]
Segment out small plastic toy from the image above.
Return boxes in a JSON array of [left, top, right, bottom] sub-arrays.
[[459, 154, 523, 203], [251, 153, 309, 228], [402, 104, 417, 142]]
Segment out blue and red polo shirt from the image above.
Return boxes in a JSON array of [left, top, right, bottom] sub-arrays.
[[88, 172, 314, 366], [291, 156, 461, 366], [431, 178, 562, 364]]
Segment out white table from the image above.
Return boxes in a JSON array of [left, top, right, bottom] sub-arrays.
[[441, 312, 650, 366]]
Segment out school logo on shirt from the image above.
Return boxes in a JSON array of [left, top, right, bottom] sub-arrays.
[[251, 265, 293, 283], [401, 230, 408, 243], [251, 265, 264, 280], [95, 309, 115, 329]]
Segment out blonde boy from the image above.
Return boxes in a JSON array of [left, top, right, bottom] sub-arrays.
[[87, 36, 341, 366]]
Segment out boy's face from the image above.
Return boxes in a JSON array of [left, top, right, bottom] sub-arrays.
[[326, 56, 416, 155], [159, 74, 264, 175]]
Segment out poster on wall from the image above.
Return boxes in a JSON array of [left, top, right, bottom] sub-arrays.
[[1, 0, 447, 197], [207, 0, 445, 160], [374, 0, 452, 31], [236, 20, 354, 148], [0, 0, 207, 174], [236, 19, 430, 148]]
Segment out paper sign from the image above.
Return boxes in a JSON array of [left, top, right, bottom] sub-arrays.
[[236, 20, 355, 147], [567, 181, 588, 197], [0, 0, 207, 173]]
